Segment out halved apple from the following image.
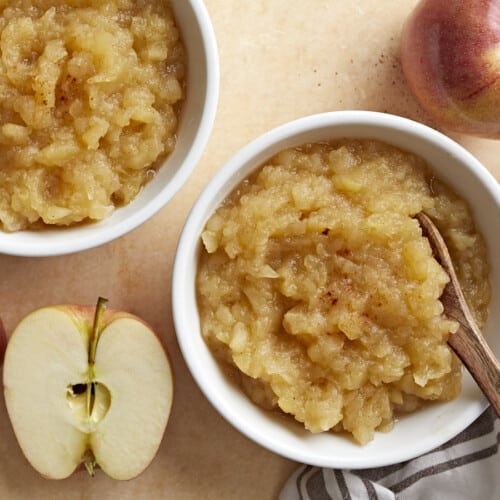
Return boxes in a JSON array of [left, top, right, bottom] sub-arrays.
[[3, 298, 174, 480]]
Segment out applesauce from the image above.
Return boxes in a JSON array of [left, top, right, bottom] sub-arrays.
[[0, 0, 185, 231], [197, 139, 491, 444]]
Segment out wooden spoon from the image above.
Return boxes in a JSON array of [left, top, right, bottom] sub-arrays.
[[416, 212, 500, 417]]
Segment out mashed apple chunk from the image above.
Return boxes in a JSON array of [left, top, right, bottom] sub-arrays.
[[0, 0, 185, 231], [196, 139, 491, 444]]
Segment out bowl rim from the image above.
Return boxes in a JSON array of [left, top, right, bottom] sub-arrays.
[[0, 0, 220, 257], [172, 110, 500, 468]]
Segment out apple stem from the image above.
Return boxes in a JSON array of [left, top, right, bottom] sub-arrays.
[[89, 297, 108, 366], [87, 297, 108, 418], [83, 450, 97, 477]]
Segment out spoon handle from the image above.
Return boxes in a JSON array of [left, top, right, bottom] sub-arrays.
[[416, 212, 500, 417], [448, 322, 500, 417], [438, 239, 500, 418]]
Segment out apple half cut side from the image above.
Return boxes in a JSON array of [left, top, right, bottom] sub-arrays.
[[3, 300, 174, 480]]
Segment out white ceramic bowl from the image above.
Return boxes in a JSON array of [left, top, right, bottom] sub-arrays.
[[0, 0, 219, 257], [172, 111, 500, 469]]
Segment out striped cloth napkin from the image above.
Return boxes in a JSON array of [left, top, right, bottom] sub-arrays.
[[279, 407, 499, 500]]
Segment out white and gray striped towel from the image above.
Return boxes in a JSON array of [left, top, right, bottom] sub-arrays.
[[280, 407, 499, 500]]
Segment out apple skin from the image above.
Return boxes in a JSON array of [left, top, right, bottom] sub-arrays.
[[0, 318, 6, 364], [3, 303, 174, 480], [401, 0, 500, 137]]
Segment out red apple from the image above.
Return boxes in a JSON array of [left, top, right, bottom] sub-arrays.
[[401, 0, 500, 138]]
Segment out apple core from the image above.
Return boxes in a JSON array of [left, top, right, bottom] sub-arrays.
[[66, 382, 111, 431]]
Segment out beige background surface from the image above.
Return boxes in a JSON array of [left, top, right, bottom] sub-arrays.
[[1, 1, 499, 498]]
